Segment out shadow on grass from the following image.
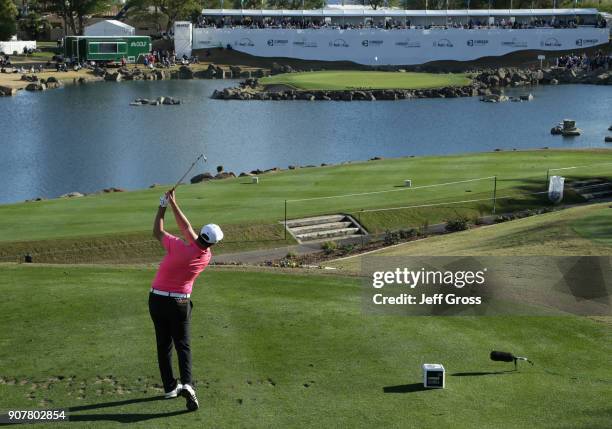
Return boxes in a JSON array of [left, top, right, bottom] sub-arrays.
[[68, 395, 191, 423], [451, 370, 516, 377], [383, 383, 429, 393], [0, 396, 192, 426]]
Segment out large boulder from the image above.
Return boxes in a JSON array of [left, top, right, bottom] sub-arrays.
[[190, 172, 214, 183], [25, 82, 46, 91], [480, 94, 509, 103], [352, 91, 369, 101], [214, 172, 236, 180], [102, 187, 125, 193], [20, 74, 38, 82], [341, 91, 353, 101], [594, 73, 610, 85], [60, 192, 84, 198], [486, 75, 500, 87], [271, 63, 294, 75], [93, 67, 106, 77], [0, 85, 16, 96], [559, 69, 577, 83], [104, 72, 121, 82], [198, 64, 225, 79], [240, 78, 258, 89], [162, 97, 180, 105], [178, 65, 194, 79], [374, 90, 397, 100], [45, 80, 62, 89], [533, 69, 544, 82]]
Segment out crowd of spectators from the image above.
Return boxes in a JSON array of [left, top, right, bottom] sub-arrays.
[[139, 50, 198, 68], [0, 54, 11, 68], [557, 50, 612, 71], [195, 16, 604, 30]]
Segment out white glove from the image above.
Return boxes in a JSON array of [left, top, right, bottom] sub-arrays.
[[159, 195, 168, 208]]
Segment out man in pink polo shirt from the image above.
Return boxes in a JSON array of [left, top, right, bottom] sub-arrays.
[[149, 189, 223, 412]]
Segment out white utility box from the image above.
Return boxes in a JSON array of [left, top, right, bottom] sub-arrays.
[[422, 363, 445, 388]]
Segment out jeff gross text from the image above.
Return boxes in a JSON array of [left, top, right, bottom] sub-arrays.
[[371, 268, 487, 306]]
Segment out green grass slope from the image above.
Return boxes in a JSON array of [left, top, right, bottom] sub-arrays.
[[0, 150, 610, 263], [260, 71, 472, 90], [330, 203, 612, 272], [0, 264, 610, 428]]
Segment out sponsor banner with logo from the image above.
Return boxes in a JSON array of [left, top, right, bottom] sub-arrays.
[[191, 27, 607, 66]]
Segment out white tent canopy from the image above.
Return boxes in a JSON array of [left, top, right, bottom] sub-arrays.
[[84, 20, 135, 36]]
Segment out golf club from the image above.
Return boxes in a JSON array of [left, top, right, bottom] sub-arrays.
[[170, 154, 207, 192]]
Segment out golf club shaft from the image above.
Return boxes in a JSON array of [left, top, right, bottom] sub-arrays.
[[170, 154, 206, 192]]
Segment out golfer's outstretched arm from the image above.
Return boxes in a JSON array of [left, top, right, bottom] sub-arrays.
[[153, 205, 167, 242], [167, 191, 198, 244]]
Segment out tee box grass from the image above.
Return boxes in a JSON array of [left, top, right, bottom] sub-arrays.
[[0, 264, 610, 428]]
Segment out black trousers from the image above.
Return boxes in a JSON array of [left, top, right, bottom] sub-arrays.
[[148, 293, 193, 392]]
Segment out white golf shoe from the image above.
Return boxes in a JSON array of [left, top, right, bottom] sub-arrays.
[[164, 382, 183, 399], [180, 384, 199, 411]]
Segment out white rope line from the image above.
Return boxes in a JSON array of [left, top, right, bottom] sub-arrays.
[[549, 161, 612, 173], [287, 176, 495, 203], [359, 190, 551, 213]]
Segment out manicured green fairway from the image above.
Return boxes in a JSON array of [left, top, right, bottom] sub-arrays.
[[0, 265, 610, 428], [260, 71, 472, 90], [0, 150, 611, 263], [329, 203, 612, 272]]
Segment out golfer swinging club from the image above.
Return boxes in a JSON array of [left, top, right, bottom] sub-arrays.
[[149, 189, 223, 411]]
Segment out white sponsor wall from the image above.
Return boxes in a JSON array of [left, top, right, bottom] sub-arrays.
[[174, 21, 193, 58], [0, 41, 37, 55], [192, 27, 607, 66]]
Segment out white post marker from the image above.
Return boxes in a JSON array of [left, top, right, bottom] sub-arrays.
[[548, 175, 565, 203], [538, 54, 545, 70], [423, 363, 445, 388]]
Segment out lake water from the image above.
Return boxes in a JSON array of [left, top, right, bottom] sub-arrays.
[[0, 79, 610, 204]]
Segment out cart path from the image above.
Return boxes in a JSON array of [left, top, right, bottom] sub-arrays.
[[211, 197, 612, 265]]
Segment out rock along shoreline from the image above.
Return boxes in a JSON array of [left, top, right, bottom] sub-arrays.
[[2, 61, 610, 100]]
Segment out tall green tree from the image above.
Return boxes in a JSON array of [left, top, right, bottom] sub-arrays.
[[0, 0, 18, 41], [51, 0, 113, 35], [361, 0, 399, 9], [19, 11, 52, 39], [127, 0, 201, 32], [266, 0, 325, 9]]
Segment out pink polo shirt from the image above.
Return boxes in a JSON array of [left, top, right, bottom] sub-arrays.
[[152, 233, 212, 294]]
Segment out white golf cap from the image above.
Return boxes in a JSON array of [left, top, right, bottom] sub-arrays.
[[200, 224, 223, 244]]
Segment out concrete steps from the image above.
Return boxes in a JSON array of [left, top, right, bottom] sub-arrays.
[[285, 214, 345, 228], [284, 214, 367, 243], [291, 221, 353, 234], [569, 179, 612, 201]]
